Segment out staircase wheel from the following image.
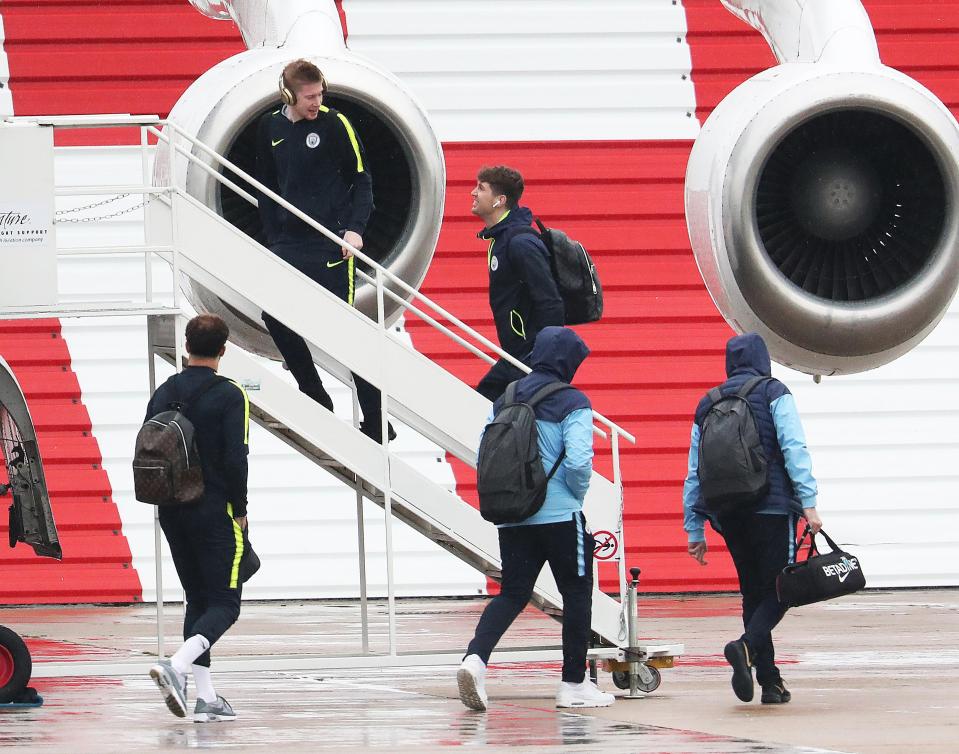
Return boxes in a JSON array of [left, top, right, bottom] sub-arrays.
[[0, 625, 32, 704]]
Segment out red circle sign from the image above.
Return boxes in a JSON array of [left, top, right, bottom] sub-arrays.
[[592, 530, 619, 560]]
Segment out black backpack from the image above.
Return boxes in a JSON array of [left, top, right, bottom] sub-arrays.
[[132, 375, 226, 506], [697, 376, 771, 514], [477, 381, 570, 525], [508, 217, 603, 325]]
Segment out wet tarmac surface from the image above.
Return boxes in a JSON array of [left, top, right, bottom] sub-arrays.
[[5, 669, 841, 754], [2, 590, 957, 753]]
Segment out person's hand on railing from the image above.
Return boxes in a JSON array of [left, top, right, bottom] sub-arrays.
[[342, 230, 363, 259]]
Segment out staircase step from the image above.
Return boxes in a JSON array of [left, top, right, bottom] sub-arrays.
[[0, 565, 142, 604], [0, 531, 132, 566]]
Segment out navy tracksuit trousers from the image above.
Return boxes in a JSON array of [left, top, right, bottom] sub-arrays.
[[719, 512, 796, 687], [261, 237, 384, 431], [159, 499, 243, 667], [466, 514, 595, 683]]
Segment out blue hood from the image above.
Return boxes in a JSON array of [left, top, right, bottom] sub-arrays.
[[495, 326, 592, 422], [478, 205, 535, 240], [725, 332, 772, 379]]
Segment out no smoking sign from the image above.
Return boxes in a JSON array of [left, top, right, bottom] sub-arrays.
[[592, 530, 619, 560]]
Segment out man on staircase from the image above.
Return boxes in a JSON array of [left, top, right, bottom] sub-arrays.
[[471, 165, 565, 402], [255, 58, 393, 442]]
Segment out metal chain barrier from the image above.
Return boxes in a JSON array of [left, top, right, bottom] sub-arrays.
[[55, 194, 150, 224]]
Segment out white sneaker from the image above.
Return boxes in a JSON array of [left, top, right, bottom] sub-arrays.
[[457, 654, 488, 711], [556, 680, 615, 708]]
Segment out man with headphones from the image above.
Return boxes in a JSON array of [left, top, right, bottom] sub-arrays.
[[471, 165, 565, 402], [256, 59, 393, 443]]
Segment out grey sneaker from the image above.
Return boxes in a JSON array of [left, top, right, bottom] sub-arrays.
[[149, 660, 188, 718], [193, 695, 236, 723]]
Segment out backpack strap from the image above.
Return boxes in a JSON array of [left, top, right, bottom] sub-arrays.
[[545, 449, 566, 482], [527, 381, 572, 481], [499, 224, 546, 276], [526, 381, 570, 407], [500, 381, 571, 481], [170, 374, 228, 411], [736, 375, 771, 400], [706, 387, 723, 407]]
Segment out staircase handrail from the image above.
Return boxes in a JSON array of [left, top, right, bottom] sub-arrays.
[[147, 119, 636, 446]]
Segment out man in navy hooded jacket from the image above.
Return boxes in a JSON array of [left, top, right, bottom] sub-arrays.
[[457, 326, 615, 712], [682, 332, 822, 705], [470, 165, 565, 402]]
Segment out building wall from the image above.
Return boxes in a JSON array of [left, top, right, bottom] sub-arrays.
[[0, 0, 956, 601]]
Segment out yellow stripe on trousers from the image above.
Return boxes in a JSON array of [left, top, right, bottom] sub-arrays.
[[226, 502, 244, 589]]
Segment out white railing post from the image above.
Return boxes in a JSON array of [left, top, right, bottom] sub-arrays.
[[141, 125, 154, 305], [611, 428, 629, 633], [352, 390, 370, 653], [375, 266, 398, 656]]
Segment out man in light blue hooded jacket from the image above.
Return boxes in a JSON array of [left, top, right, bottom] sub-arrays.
[[457, 327, 615, 712], [683, 332, 822, 706]]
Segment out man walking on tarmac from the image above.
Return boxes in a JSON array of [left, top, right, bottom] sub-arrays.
[[457, 326, 615, 711], [147, 314, 249, 722], [255, 58, 393, 442], [471, 165, 565, 402], [682, 332, 822, 705]]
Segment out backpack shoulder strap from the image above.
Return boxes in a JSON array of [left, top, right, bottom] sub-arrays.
[[545, 449, 566, 482], [500, 224, 543, 263], [503, 380, 519, 405], [180, 375, 228, 411], [706, 386, 723, 407], [526, 381, 570, 407], [736, 375, 771, 400]]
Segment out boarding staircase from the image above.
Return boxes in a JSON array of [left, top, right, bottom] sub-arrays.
[[148, 143, 633, 648], [2, 115, 682, 672]]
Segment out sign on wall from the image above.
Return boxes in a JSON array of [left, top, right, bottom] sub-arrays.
[[0, 124, 57, 307]]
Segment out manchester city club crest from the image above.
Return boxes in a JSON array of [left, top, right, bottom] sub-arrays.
[[490, 256, 499, 272], [306, 132, 320, 149]]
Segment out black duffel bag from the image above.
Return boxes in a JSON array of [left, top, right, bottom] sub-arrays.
[[777, 525, 866, 607]]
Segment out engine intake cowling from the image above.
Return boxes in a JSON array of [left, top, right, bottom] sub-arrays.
[[156, 1, 444, 359], [685, 1, 959, 375]]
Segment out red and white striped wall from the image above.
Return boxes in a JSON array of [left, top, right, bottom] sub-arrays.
[[0, 0, 957, 604]]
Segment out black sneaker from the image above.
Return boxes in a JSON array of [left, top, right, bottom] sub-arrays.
[[360, 420, 397, 443], [723, 640, 754, 702], [761, 681, 791, 704]]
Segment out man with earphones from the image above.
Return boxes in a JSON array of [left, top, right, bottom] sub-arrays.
[[471, 165, 565, 401], [255, 58, 393, 443]]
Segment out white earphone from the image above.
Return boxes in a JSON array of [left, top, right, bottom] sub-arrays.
[[492, 199, 501, 208]]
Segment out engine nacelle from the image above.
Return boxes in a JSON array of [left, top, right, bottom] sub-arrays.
[[685, 0, 959, 375], [155, 0, 444, 358]]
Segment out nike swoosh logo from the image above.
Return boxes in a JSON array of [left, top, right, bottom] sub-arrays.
[[838, 570, 851, 583], [326, 259, 345, 268], [272, 138, 285, 147]]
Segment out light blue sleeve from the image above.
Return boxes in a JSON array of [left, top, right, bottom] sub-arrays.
[[560, 408, 594, 500], [682, 423, 706, 543], [771, 393, 818, 508], [479, 406, 495, 447]]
